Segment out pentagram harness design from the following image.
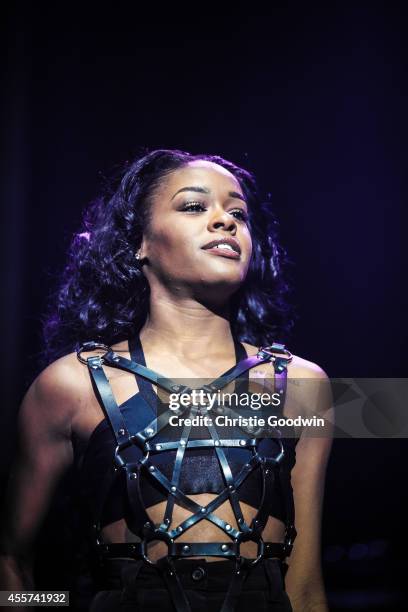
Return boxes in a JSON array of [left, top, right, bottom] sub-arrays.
[[77, 338, 297, 612]]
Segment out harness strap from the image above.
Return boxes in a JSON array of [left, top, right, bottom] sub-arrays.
[[249, 459, 275, 536], [207, 421, 250, 533], [96, 540, 287, 560], [160, 557, 192, 612], [219, 561, 250, 612], [80, 340, 295, 612], [132, 452, 262, 541], [161, 407, 195, 531], [88, 356, 130, 448], [101, 347, 282, 396], [275, 367, 297, 555]]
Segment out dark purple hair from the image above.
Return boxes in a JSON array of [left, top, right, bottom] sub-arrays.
[[43, 149, 293, 363]]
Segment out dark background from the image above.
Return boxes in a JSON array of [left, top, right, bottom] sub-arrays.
[[1, 1, 407, 610]]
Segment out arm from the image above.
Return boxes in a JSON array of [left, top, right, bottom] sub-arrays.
[[0, 359, 80, 591], [284, 365, 333, 612]]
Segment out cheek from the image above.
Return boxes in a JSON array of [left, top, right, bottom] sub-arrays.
[[148, 225, 197, 264], [242, 229, 253, 260], [147, 220, 179, 251]]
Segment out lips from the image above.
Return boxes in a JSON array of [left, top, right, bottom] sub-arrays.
[[201, 237, 241, 255]]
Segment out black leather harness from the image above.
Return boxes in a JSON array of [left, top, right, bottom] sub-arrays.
[[77, 340, 297, 612]]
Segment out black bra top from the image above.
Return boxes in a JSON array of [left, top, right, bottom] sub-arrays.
[[74, 335, 298, 529]]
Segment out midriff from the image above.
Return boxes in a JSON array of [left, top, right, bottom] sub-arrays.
[[101, 493, 286, 562]]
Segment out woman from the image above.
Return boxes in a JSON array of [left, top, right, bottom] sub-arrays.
[[0, 149, 332, 611]]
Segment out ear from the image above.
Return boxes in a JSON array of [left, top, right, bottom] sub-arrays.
[[136, 237, 148, 261]]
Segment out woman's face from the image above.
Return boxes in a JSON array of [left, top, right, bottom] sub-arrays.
[[139, 160, 253, 302]]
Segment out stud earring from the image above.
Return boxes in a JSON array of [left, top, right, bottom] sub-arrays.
[[135, 251, 144, 278]]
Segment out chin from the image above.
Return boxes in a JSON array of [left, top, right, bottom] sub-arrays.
[[196, 274, 244, 299], [204, 259, 247, 277]]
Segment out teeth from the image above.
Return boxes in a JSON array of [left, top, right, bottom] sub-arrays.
[[214, 243, 235, 251]]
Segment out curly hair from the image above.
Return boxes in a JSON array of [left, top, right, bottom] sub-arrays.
[[43, 149, 293, 363]]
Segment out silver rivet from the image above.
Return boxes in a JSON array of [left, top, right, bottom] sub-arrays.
[[214, 440, 220, 446], [144, 522, 151, 528], [92, 365, 98, 369], [130, 473, 137, 480], [156, 444, 162, 450], [145, 428, 154, 436], [239, 440, 246, 446], [225, 524, 231, 531], [177, 526, 183, 532], [180, 440, 186, 446], [183, 545, 190, 552], [171, 486, 176, 492], [238, 518, 243, 523], [200, 507, 206, 513], [211, 385, 217, 391], [149, 465, 155, 472], [172, 385, 180, 391], [118, 428, 125, 436], [164, 518, 170, 525], [221, 544, 228, 551], [228, 485, 233, 490], [265, 469, 270, 475], [113, 356, 120, 362]]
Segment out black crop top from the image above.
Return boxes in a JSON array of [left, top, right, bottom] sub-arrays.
[[74, 336, 298, 530]]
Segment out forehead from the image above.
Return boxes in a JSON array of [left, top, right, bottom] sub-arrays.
[[161, 160, 243, 195]]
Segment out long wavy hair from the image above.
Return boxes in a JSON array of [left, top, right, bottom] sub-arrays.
[[43, 149, 293, 363]]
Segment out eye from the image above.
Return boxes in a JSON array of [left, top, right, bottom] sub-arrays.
[[229, 209, 249, 222], [180, 201, 248, 222], [181, 201, 207, 213]]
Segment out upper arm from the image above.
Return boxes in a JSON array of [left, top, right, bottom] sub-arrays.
[[284, 362, 333, 604], [0, 358, 84, 561]]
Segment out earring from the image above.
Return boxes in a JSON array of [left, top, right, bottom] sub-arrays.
[[135, 251, 143, 278]]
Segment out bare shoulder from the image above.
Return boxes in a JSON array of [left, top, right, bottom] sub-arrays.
[[241, 341, 331, 421], [22, 351, 93, 430], [288, 354, 329, 380], [241, 341, 328, 380]]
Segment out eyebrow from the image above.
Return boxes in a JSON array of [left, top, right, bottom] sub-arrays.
[[171, 186, 247, 204]]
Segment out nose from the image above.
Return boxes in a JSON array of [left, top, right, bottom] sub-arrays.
[[208, 207, 237, 234]]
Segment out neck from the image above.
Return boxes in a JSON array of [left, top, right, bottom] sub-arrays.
[[139, 292, 236, 358]]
